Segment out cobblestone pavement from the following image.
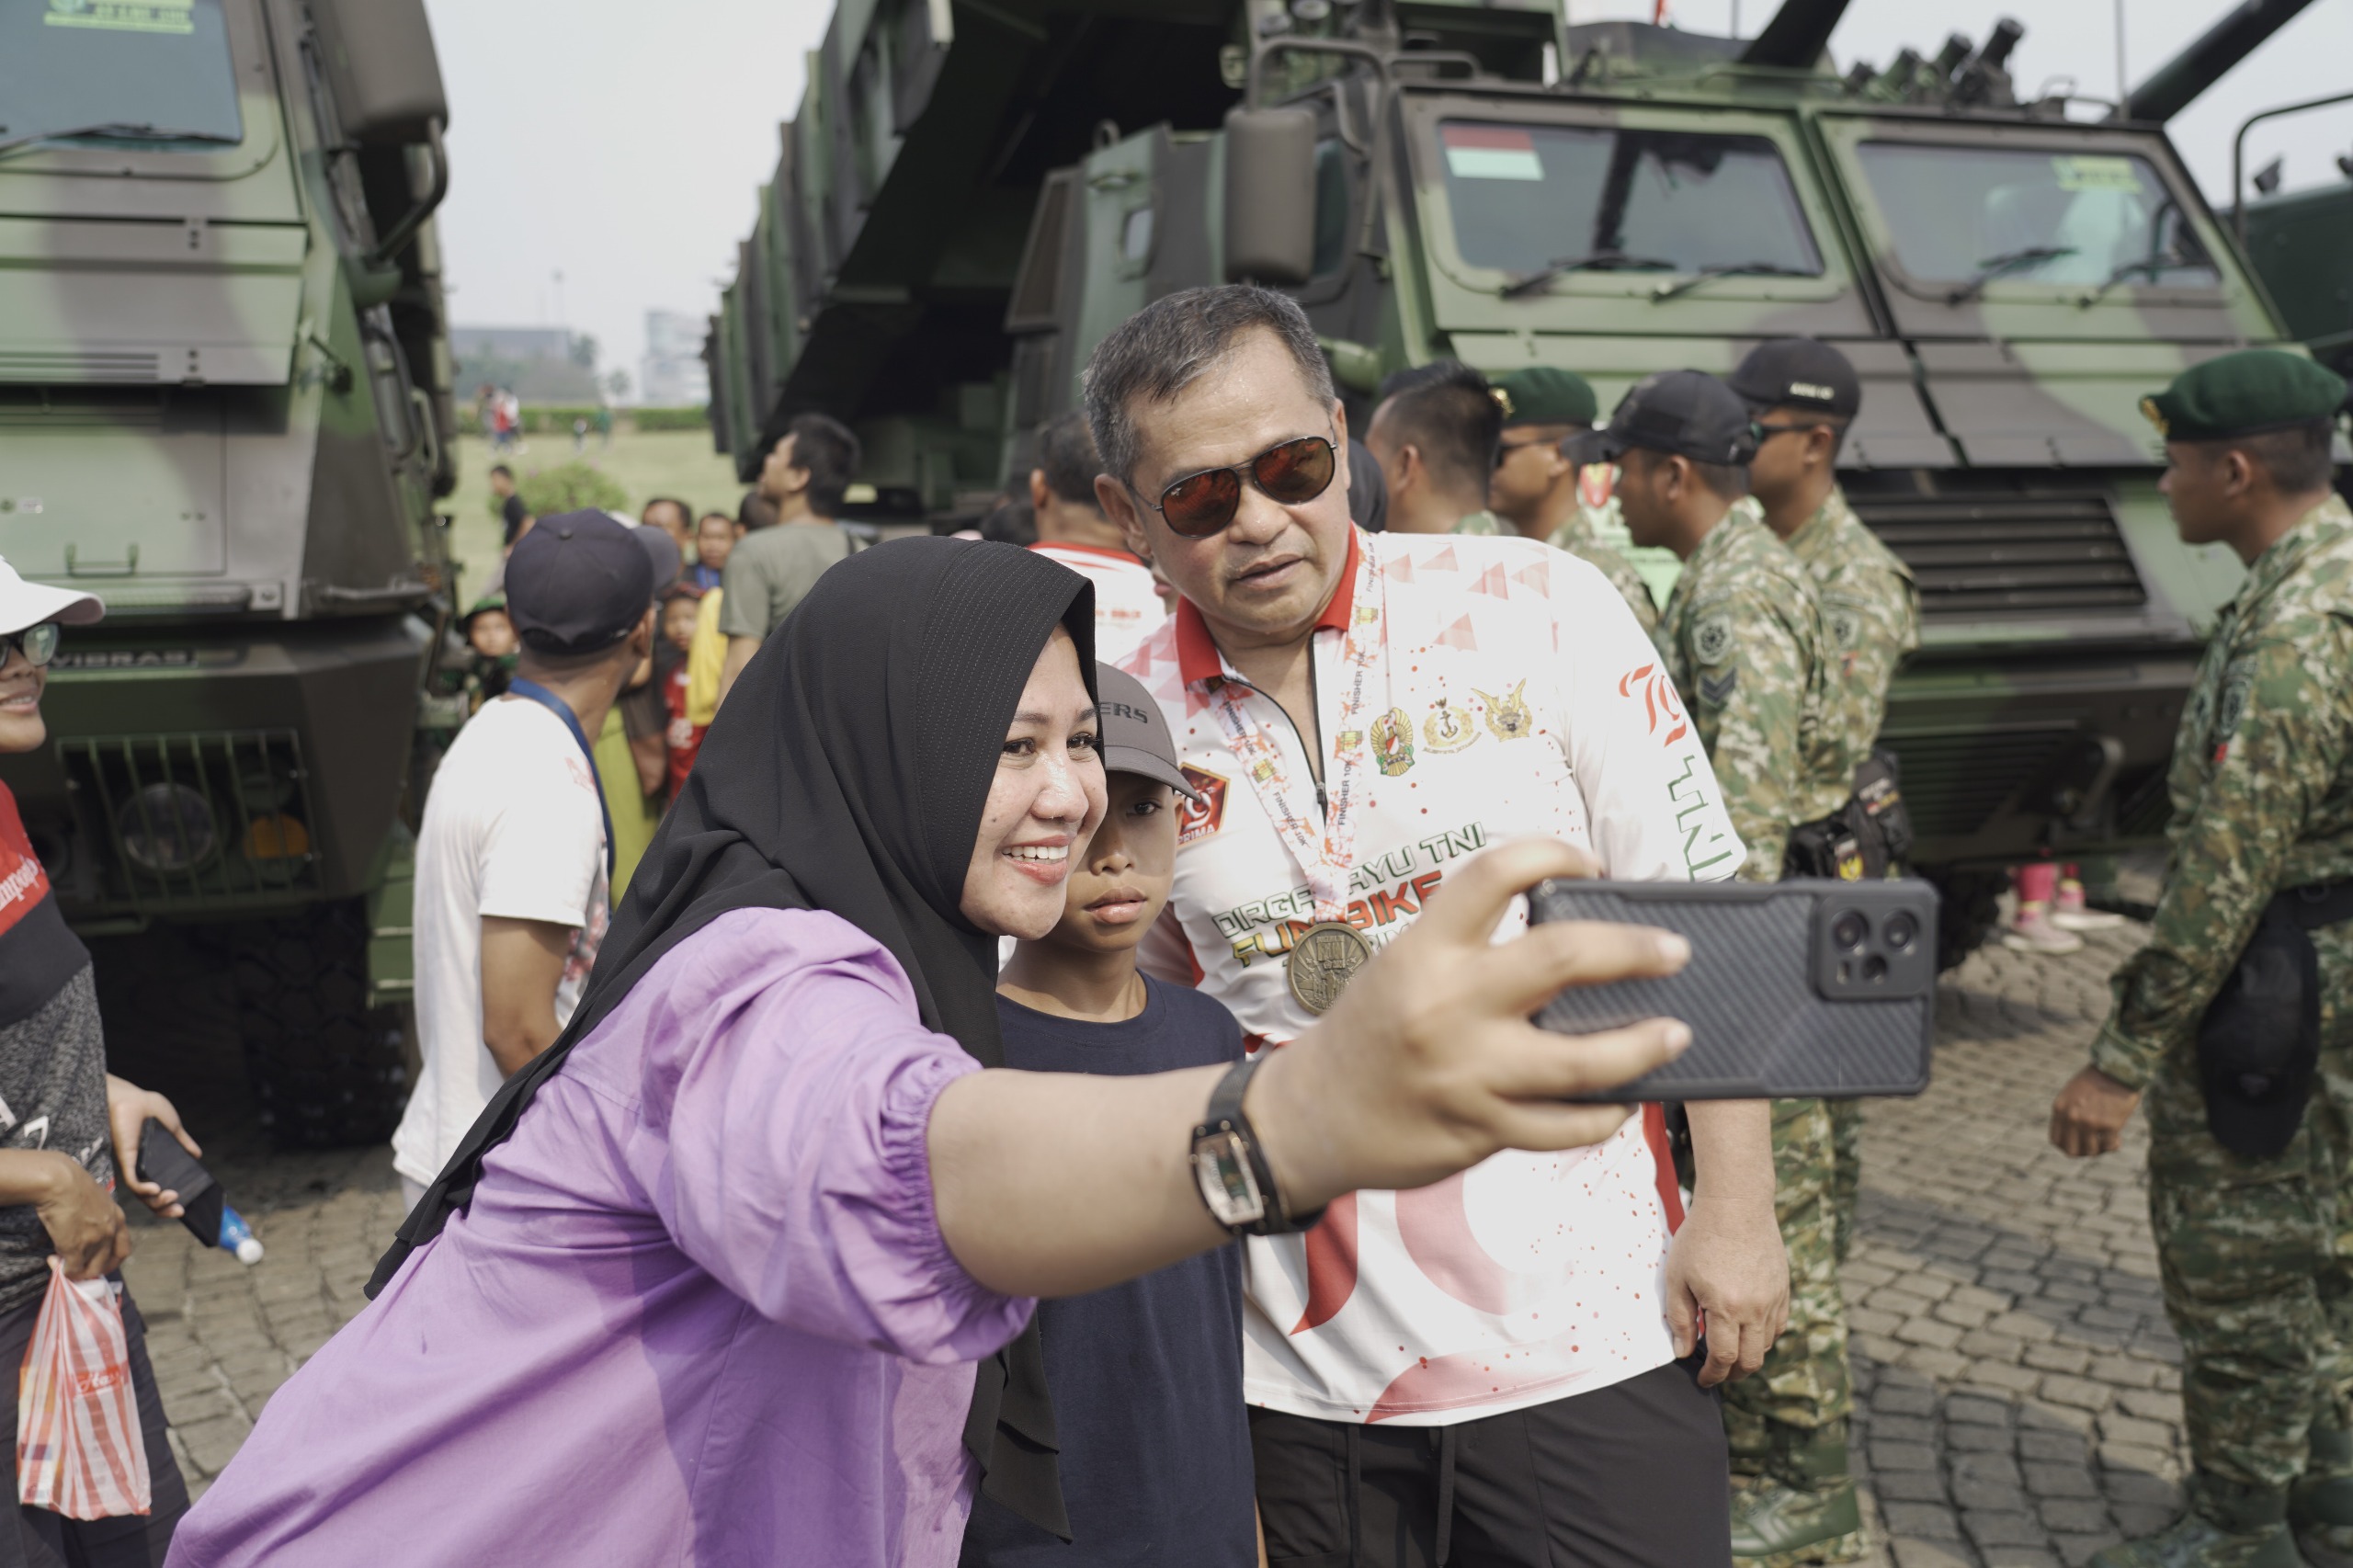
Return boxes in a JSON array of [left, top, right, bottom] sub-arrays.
[[102, 921, 2182, 1561]]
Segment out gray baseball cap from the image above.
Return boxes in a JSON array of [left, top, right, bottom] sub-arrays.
[[1095, 665, 1201, 802]]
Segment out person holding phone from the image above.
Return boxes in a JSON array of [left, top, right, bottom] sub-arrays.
[[1092, 286, 1787, 1568], [1597, 370, 1862, 1565], [2051, 352, 2353, 1568]]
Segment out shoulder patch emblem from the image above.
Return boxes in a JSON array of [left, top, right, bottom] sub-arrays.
[[1691, 611, 1736, 666], [1827, 605, 1862, 650], [2214, 663, 2255, 746], [1177, 766, 1227, 845]]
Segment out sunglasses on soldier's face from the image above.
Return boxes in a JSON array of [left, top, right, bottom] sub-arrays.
[[1141, 433, 1338, 539], [1, 624, 59, 669]]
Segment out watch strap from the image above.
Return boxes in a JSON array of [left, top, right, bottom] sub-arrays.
[[1195, 1055, 1324, 1237]]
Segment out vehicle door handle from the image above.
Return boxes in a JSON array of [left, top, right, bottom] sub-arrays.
[[64, 544, 139, 578]]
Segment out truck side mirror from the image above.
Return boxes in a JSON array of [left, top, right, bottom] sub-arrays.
[[1223, 107, 1317, 286], [313, 0, 449, 146]]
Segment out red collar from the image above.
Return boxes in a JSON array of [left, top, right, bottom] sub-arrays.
[[1174, 527, 1362, 687], [1029, 540, 1143, 565]]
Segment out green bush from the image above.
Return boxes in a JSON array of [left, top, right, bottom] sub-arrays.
[[631, 405, 711, 433], [517, 461, 630, 519]]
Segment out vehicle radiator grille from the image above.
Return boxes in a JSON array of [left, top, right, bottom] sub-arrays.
[[1881, 727, 2074, 841], [1847, 494, 2147, 619]]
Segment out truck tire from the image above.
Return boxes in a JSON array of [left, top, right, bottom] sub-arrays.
[[232, 898, 412, 1149], [1926, 868, 2006, 973]]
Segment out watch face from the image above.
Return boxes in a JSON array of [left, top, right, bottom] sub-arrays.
[[1192, 1130, 1266, 1228]]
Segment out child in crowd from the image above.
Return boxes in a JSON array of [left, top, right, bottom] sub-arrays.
[[689, 512, 737, 593], [460, 594, 518, 709], [961, 665, 1256, 1568], [658, 585, 705, 802]]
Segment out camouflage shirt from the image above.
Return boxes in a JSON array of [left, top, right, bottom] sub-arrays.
[[2090, 494, 2353, 1091], [1654, 507, 1848, 881], [1458, 503, 1658, 632], [1783, 486, 1918, 770]]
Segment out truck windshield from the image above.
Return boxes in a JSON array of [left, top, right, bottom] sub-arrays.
[[1854, 143, 2217, 290], [0, 0, 244, 155], [1438, 121, 1823, 282]]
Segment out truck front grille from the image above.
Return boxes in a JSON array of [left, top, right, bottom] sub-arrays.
[[56, 730, 324, 912], [1849, 494, 2148, 619]]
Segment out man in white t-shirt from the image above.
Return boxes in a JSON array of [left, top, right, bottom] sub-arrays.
[[1027, 409, 1165, 664], [392, 512, 658, 1210], [1090, 285, 1789, 1566]]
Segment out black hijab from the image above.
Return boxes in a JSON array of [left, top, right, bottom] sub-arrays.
[[371, 536, 1097, 1539]]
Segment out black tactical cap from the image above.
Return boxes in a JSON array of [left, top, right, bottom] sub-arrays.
[[1095, 665, 1201, 802], [506, 511, 658, 655], [1492, 367, 1598, 428], [2141, 349, 2348, 442], [1565, 370, 1757, 469], [1729, 338, 1861, 420]]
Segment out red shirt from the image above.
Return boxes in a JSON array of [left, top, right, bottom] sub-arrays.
[[663, 664, 704, 801]]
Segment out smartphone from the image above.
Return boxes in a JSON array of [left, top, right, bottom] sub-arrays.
[[1527, 878, 1937, 1102], [138, 1118, 225, 1244]]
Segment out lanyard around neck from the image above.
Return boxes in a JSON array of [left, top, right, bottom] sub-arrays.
[[506, 677, 616, 881]]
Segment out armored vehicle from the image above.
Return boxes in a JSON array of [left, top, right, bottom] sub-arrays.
[[712, 0, 2335, 964], [0, 0, 459, 1142]]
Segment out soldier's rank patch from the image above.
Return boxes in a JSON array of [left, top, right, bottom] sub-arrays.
[[1697, 668, 1737, 708], [1691, 612, 1735, 666]]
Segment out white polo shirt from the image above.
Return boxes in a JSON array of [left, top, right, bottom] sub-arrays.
[[1124, 527, 1742, 1426], [1029, 541, 1166, 665]]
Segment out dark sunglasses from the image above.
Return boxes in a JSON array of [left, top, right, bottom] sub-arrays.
[[1142, 434, 1338, 538], [2, 623, 59, 669]]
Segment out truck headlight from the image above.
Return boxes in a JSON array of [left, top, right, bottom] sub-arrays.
[[117, 786, 217, 874]]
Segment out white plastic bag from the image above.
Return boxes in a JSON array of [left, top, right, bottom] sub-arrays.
[[17, 1257, 150, 1519]]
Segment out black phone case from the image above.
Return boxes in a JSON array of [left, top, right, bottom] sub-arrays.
[[137, 1119, 227, 1245], [1528, 879, 1938, 1102]]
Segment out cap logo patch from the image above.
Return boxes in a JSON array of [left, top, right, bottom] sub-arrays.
[[1490, 387, 1515, 418], [1789, 381, 1836, 401], [2138, 395, 2169, 437]]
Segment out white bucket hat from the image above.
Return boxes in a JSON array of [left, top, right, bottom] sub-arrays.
[[0, 556, 102, 638]]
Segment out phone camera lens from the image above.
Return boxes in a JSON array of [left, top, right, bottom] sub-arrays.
[[1884, 912, 1918, 951], [1862, 955, 1888, 983], [1831, 911, 1868, 950]]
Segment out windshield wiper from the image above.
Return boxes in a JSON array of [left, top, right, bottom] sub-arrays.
[[0, 122, 238, 163], [1499, 251, 1679, 301], [1650, 261, 1815, 303], [1942, 245, 2077, 306], [2075, 252, 2195, 308]]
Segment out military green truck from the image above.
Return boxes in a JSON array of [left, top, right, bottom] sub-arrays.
[[711, 0, 2336, 965], [0, 0, 459, 1142]]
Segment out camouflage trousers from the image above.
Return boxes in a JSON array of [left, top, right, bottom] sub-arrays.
[[1724, 1097, 1852, 1476], [1829, 1097, 1861, 1264], [2147, 952, 2353, 1490]]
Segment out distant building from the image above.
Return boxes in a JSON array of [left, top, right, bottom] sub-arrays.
[[641, 311, 710, 408], [451, 325, 601, 404]]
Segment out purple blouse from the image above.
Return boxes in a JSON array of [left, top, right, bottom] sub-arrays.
[[166, 907, 1035, 1568]]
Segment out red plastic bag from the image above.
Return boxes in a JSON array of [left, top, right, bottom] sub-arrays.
[[17, 1258, 149, 1519]]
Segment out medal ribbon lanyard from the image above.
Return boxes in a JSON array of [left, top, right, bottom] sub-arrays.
[[506, 677, 617, 881], [1205, 547, 1387, 921]]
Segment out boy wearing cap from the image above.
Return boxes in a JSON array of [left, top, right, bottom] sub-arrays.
[[963, 665, 1256, 1568], [392, 512, 657, 1213], [1596, 370, 1863, 1563], [1480, 365, 1662, 632], [2050, 349, 2353, 1568], [0, 556, 201, 1559]]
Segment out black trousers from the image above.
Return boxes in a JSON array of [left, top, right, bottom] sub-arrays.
[[0, 1282, 188, 1568], [1251, 1358, 1731, 1568]]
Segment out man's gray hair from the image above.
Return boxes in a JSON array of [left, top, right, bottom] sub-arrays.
[[1082, 285, 1336, 488]]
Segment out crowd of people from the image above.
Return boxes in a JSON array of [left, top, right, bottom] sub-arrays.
[[0, 283, 2345, 1568]]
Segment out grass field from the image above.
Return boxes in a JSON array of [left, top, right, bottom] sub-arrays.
[[443, 427, 745, 602]]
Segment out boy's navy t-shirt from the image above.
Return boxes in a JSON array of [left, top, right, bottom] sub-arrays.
[[961, 975, 1255, 1568]]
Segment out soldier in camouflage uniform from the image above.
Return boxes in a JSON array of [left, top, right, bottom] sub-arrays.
[[1733, 339, 1923, 1272], [1464, 365, 1660, 632], [2049, 350, 2353, 1568], [1594, 370, 1861, 1566]]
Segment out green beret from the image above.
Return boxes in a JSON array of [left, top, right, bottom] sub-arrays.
[[1492, 366, 1598, 428], [2140, 349, 2347, 442]]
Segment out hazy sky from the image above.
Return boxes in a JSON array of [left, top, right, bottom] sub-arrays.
[[420, 0, 2353, 397]]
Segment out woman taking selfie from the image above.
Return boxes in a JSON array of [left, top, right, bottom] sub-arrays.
[[166, 539, 1693, 1568]]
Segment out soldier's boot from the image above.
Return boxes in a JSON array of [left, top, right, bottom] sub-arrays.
[[1728, 1422, 1866, 1566], [2088, 1474, 2304, 1567], [2291, 1423, 2353, 1567]]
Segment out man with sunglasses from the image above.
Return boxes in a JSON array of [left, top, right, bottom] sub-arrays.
[[1581, 371, 1863, 1566], [1091, 285, 1788, 1568], [1476, 366, 1661, 635]]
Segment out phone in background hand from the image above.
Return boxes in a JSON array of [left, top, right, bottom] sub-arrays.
[[1529, 878, 1938, 1102]]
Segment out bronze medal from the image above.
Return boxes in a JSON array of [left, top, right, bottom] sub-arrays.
[[1286, 921, 1374, 1015]]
